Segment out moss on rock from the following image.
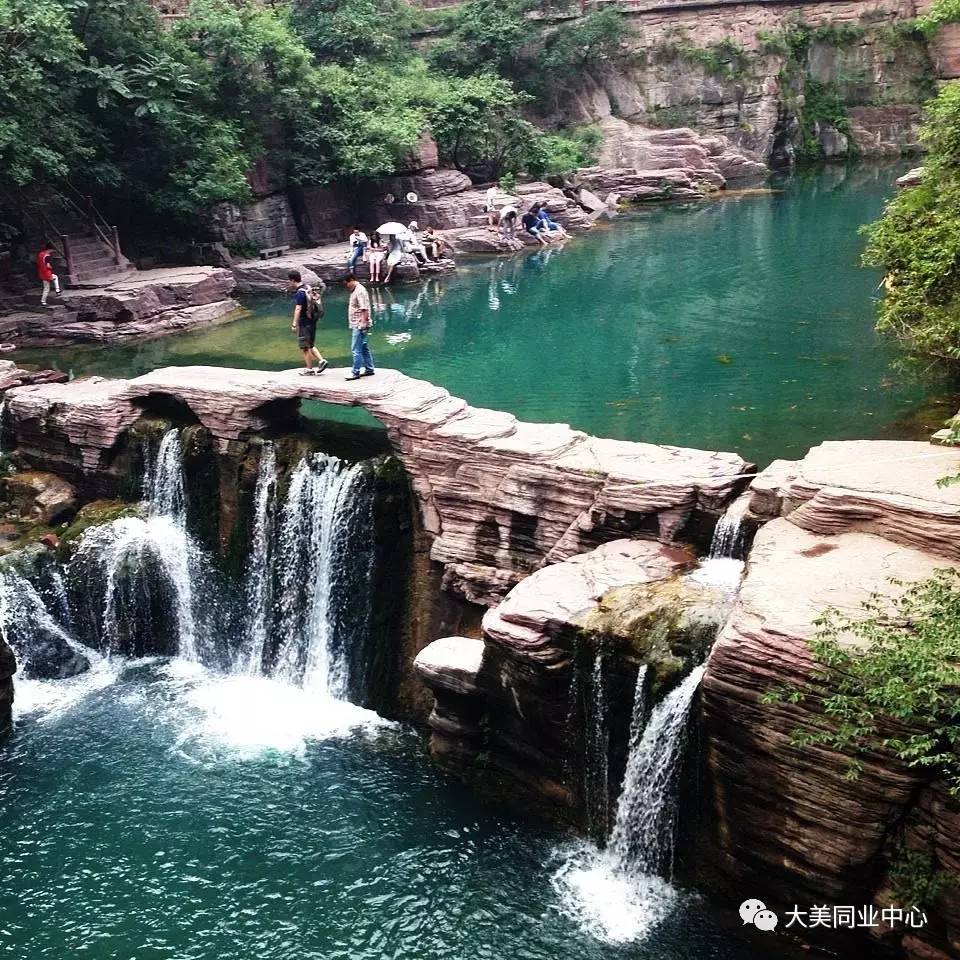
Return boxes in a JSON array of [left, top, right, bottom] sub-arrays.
[[57, 500, 143, 562]]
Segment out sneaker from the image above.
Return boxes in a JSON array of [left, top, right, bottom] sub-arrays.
[[344, 373, 362, 381], [316, 359, 329, 374], [299, 368, 314, 376], [361, 369, 375, 377]]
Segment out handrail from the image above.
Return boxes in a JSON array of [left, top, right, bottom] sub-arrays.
[[58, 182, 122, 264], [0, 186, 73, 279]]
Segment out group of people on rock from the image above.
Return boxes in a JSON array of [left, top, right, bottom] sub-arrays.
[[346, 222, 450, 285], [484, 190, 568, 246], [285, 190, 569, 381]]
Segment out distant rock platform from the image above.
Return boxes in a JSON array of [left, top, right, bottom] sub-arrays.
[[0, 266, 239, 347]]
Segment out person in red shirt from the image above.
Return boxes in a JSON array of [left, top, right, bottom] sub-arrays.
[[36, 242, 60, 306]]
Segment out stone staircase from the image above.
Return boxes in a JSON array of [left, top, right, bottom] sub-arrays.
[[64, 232, 132, 286]]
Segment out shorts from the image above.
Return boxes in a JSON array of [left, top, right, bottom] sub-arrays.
[[297, 322, 316, 350]]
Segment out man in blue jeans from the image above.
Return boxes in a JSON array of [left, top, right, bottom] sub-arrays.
[[347, 227, 368, 271], [343, 276, 375, 381]]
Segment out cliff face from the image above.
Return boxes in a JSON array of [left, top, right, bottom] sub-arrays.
[[557, 0, 934, 165], [702, 440, 960, 959], [415, 538, 734, 828]]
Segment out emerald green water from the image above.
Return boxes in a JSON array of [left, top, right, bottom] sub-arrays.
[[2, 661, 778, 959], [16, 163, 954, 465]]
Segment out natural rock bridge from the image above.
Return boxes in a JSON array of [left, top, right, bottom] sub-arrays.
[[6, 365, 750, 603]]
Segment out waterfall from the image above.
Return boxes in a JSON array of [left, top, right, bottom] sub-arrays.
[[0, 397, 7, 456], [145, 429, 187, 523], [271, 454, 373, 699], [552, 663, 705, 943], [67, 427, 207, 662], [0, 566, 89, 678], [238, 443, 276, 675], [69, 516, 202, 661], [607, 665, 706, 878], [709, 494, 749, 560], [584, 649, 611, 839]]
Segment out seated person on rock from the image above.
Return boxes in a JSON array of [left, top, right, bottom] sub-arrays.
[[535, 201, 568, 239], [421, 227, 448, 262], [521, 208, 550, 246]]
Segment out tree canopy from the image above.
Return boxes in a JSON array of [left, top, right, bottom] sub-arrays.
[[863, 82, 960, 363], [0, 0, 610, 234]]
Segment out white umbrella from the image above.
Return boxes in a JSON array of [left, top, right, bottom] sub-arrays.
[[377, 221, 406, 236]]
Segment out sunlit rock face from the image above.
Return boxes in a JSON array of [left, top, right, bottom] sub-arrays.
[[415, 538, 734, 828], [5, 366, 750, 605], [701, 438, 960, 959]]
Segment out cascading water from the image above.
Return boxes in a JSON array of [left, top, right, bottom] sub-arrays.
[[69, 515, 203, 660], [271, 454, 373, 699], [607, 665, 706, 878], [708, 493, 749, 560], [237, 443, 277, 675], [553, 663, 707, 943], [67, 428, 208, 661], [583, 649, 611, 839], [145, 428, 187, 522], [0, 566, 89, 679]]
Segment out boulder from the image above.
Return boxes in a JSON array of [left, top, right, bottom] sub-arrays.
[[30, 267, 242, 345], [231, 260, 323, 295], [3, 471, 78, 525], [0, 359, 69, 392], [897, 167, 924, 189], [578, 188, 607, 213]]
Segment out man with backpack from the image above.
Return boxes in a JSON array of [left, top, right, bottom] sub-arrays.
[[286, 270, 328, 376]]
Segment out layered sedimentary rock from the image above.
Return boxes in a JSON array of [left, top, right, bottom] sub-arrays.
[[561, 0, 931, 164], [4, 268, 239, 346], [0, 360, 68, 392], [576, 120, 767, 201], [5, 366, 749, 604], [416, 538, 733, 824], [703, 438, 960, 959], [748, 440, 960, 560]]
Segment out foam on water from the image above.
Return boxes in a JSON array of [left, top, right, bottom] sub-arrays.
[[685, 557, 745, 594], [12, 650, 121, 721], [551, 841, 678, 944], [175, 670, 391, 760]]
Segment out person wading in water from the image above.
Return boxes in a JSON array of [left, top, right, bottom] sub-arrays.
[[286, 270, 328, 376]]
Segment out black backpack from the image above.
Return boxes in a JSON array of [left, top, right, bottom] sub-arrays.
[[301, 284, 324, 323]]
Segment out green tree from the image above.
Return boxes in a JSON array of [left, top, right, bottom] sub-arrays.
[[863, 82, 960, 362], [429, 0, 534, 78], [0, 0, 87, 189], [765, 570, 960, 791]]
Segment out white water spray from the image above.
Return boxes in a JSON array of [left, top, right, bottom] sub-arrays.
[[272, 454, 371, 697], [239, 443, 276, 675], [554, 664, 706, 943], [70, 515, 201, 661]]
